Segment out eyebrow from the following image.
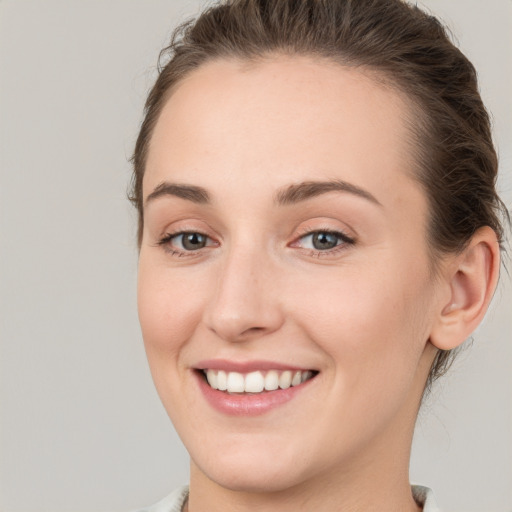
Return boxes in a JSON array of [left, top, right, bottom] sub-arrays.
[[274, 179, 382, 207], [145, 182, 210, 206], [144, 179, 382, 208]]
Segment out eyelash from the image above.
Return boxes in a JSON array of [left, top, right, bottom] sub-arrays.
[[157, 228, 355, 258]]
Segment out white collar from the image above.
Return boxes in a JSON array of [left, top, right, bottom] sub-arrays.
[[140, 484, 441, 511]]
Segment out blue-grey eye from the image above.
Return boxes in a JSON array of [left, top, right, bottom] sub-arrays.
[[297, 230, 351, 251], [311, 232, 340, 250], [180, 232, 207, 250]]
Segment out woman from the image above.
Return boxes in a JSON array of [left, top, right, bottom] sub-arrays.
[[130, 0, 508, 510]]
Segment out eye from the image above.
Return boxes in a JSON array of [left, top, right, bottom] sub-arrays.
[[177, 232, 208, 250], [158, 231, 215, 253], [294, 229, 354, 253], [304, 232, 341, 250]]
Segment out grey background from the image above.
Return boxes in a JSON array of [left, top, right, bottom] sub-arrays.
[[0, 1, 510, 511]]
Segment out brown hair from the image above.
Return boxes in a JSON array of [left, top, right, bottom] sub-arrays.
[[130, 0, 508, 386]]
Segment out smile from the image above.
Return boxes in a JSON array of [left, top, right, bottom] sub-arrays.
[[194, 361, 319, 415], [203, 369, 315, 394]]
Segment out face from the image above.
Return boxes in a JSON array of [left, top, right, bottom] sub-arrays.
[[138, 56, 441, 493]]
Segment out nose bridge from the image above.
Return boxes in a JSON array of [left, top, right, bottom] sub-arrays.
[[204, 238, 283, 342]]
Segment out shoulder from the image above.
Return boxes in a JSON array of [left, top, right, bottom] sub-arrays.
[[132, 486, 189, 512], [412, 485, 441, 512]]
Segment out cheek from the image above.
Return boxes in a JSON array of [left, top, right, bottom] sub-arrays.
[[137, 260, 205, 363], [137, 259, 213, 423], [289, 265, 432, 380], [290, 270, 434, 449]]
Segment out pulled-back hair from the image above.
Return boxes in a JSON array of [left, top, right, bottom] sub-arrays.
[[130, 0, 508, 386]]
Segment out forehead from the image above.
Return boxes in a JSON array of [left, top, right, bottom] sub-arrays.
[[145, 55, 421, 211]]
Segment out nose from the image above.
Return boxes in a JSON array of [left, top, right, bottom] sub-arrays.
[[202, 244, 285, 343]]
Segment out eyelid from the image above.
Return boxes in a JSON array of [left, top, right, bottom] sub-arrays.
[[294, 223, 355, 243]]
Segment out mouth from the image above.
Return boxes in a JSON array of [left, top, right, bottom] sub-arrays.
[[200, 368, 318, 394]]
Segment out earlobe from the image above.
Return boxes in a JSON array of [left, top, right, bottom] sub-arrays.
[[430, 227, 500, 351]]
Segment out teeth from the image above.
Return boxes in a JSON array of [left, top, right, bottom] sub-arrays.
[[301, 370, 312, 383], [291, 371, 302, 386], [226, 371, 245, 393], [204, 369, 315, 393], [264, 370, 279, 391], [217, 370, 227, 390], [206, 369, 217, 389], [245, 371, 264, 393], [279, 370, 292, 389]]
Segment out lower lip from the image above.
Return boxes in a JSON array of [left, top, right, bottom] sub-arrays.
[[194, 371, 315, 416]]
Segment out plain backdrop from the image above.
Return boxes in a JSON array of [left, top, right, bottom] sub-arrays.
[[0, 1, 511, 511]]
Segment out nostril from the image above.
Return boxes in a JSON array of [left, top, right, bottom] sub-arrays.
[[243, 326, 266, 334]]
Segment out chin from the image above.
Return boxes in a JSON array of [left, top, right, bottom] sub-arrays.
[[190, 441, 314, 494], [202, 461, 309, 494]]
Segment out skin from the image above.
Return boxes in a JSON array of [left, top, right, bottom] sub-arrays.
[[137, 56, 496, 511]]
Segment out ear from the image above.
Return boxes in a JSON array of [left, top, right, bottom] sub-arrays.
[[430, 226, 501, 351]]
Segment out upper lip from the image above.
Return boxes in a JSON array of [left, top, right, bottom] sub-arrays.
[[194, 359, 316, 373]]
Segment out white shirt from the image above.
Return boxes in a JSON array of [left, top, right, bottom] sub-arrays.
[[136, 484, 441, 511]]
